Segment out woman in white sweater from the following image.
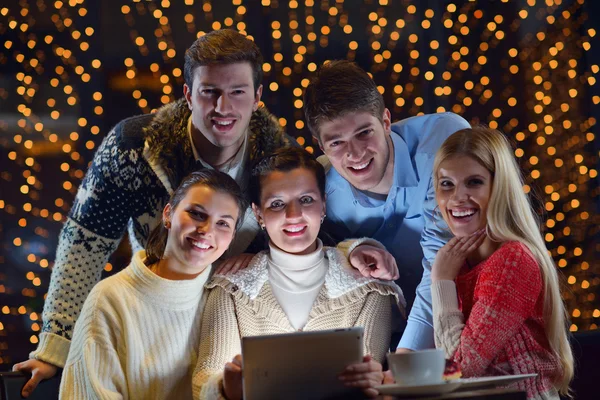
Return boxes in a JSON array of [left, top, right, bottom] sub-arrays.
[[193, 147, 404, 399], [59, 170, 247, 399]]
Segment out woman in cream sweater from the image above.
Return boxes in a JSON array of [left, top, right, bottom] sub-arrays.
[[59, 170, 247, 399], [193, 147, 404, 400]]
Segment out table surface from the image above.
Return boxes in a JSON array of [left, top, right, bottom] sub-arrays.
[[378, 387, 527, 400]]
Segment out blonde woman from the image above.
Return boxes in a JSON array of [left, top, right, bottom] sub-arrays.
[[430, 126, 573, 399]]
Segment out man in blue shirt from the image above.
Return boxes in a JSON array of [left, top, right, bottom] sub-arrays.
[[304, 61, 470, 351]]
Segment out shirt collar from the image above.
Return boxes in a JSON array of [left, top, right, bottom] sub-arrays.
[[349, 132, 419, 204], [187, 115, 248, 174]]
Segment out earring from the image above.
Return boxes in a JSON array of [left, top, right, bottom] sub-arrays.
[[164, 221, 170, 229], [320, 214, 326, 224], [260, 224, 266, 230]]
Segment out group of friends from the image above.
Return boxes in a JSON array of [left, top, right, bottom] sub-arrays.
[[12, 29, 574, 400]]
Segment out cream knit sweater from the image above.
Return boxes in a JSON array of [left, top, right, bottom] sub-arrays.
[[192, 247, 405, 400], [59, 250, 211, 399]]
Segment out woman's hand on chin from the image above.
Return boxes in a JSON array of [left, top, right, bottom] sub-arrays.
[[338, 355, 384, 398], [431, 229, 486, 282], [223, 354, 243, 400]]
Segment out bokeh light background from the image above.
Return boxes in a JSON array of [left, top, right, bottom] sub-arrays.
[[0, 0, 598, 366]]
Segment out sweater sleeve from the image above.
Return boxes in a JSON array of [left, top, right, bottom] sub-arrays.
[[59, 284, 126, 400], [354, 292, 394, 363], [432, 243, 542, 377], [59, 341, 126, 400], [31, 126, 151, 367], [193, 287, 242, 400]]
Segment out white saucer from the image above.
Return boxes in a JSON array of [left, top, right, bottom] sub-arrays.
[[456, 373, 538, 390], [375, 381, 462, 397]]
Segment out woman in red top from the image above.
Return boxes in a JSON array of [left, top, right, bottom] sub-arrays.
[[430, 126, 573, 399]]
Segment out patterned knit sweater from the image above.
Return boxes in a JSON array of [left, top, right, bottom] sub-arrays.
[[192, 247, 405, 400], [432, 241, 562, 400], [31, 98, 294, 368]]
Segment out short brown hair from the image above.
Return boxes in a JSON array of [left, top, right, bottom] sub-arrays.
[[184, 29, 263, 91], [145, 170, 247, 266], [249, 147, 326, 206], [303, 60, 385, 140]]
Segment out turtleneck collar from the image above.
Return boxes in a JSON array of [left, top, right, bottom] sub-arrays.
[[267, 239, 327, 293], [126, 250, 212, 310]]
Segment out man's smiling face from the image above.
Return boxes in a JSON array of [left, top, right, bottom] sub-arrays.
[[318, 110, 394, 194]]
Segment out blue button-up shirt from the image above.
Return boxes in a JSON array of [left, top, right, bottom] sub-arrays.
[[321, 112, 470, 350]]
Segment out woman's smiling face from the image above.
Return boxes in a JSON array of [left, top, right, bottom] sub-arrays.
[[163, 184, 239, 272], [254, 167, 326, 255], [435, 155, 493, 237]]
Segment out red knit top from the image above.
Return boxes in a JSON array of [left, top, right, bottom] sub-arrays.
[[446, 241, 562, 399]]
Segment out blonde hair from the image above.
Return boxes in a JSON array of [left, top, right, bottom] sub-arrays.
[[433, 126, 573, 395]]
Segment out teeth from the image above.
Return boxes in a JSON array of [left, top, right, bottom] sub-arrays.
[[191, 240, 211, 249], [214, 120, 233, 126], [285, 226, 305, 232], [350, 161, 370, 170], [451, 209, 476, 217]]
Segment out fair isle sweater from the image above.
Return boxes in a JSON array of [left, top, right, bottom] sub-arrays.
[[32, 98, 294, 368], [59, 251, 211, 400], [192, 247, 405, 400], [432, 241, 562, 400]]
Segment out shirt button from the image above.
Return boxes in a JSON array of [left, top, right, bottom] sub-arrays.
[[387, 223, 395, 228]]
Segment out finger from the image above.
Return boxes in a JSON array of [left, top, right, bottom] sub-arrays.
[[340, 372, 380, 382], [224, 362, 242, 373], [463, 233, 487, 255], [232, 354, 243, 367], [445, 236, 462, 249], [389, 256, 400, 280], [370, 253, 398, 280], [382, 370, 395, 384], [343, 358, 381, 374], [230, 255, 252, 274], [363, 388, 380, 398], [216, 260, 233, 275], [12, 361, 28, 372], [342, 376, 382, 388], [22, 371, 44, 398], [457, 231, 485, 253], [352, 259, 373, 278], [228, 260, 243, 275]]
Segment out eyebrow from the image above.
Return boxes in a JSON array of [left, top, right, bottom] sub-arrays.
[[197, 83, 251, 89], [191, 204, 236, 220], [438, 174, 487, 180], [263, 191, 320, 202], [322, 122, 373, 142]]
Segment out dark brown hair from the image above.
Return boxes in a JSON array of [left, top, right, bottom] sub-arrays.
[[145, 170, 247, 265], [303, 60, 385, 141], [184, 29, 263, 92], [248, 147, 326, 206]]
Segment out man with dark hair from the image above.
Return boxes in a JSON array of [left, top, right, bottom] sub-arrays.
[[13, 29, 293, 396], [304, 60, 471, 352]]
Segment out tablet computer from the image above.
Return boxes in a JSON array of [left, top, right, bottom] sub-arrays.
[[242, 327, 364, 400]]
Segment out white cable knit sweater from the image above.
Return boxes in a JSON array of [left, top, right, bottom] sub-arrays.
[[59, 250, 211, 399]]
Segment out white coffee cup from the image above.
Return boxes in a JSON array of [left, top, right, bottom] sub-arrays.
[[387, 349, 445, 386]]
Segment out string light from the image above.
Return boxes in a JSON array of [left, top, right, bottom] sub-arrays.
[[0, 0, 598, 366]]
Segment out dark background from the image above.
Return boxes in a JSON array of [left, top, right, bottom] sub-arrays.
[[0, 0, 598, 367]]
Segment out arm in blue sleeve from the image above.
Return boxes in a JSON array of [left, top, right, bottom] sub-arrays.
[[398, 176, 453, 351]]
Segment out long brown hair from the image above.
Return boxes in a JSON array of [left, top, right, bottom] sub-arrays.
[[145, 170, 247, 265]]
